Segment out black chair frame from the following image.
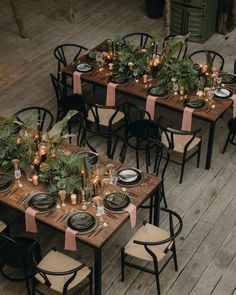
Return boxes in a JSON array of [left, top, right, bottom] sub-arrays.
[[14, 107, 54, 132], [121, 32, 154, 49], [189, 50, 224, 71], [121, 207, 183, 295], [222, 117, 236, 153]]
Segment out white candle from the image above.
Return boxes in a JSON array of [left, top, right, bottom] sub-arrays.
[[32, 174, 39, 186], [70, 194, 77, 206]]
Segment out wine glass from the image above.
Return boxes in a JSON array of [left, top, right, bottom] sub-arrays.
[[133, 69, 139, 82], [58, 190, 66, 207], [14, 169, 22, 187], [216, 76, 222, 89], [96, 204, 105, 224], [95, 52, 104, 71]]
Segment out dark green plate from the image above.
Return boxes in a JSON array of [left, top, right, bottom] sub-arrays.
[[28, 192, 57, 212], [219, 74, 236, 85], [67, 211, 97, 232], [183, 98, 207, 110], [147, 86, 169, 98], [76, 63, 94, 73], [0, 173, 14, 192], [104, 192, 130, 212], [109, 73, 129, 84]]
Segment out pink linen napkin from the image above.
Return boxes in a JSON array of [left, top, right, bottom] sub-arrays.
[[181, 107, 194, 131], [106, 82, 118, 106], [64, 227, 78, 251], [25, 207, 39, 233], [123, 203, 137, 229], [73, 71, 82, 94], [145, 95, 156, 120], [231, 94, 236, 118]]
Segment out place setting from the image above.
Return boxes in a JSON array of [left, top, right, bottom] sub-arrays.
[[0, 173, 15, 195], [116, 167, 143, 187]]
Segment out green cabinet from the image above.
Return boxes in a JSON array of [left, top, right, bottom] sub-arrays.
[[170, 0, 219, 43]]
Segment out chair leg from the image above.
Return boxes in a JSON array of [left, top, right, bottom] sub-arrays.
[[23, 268, 31, 295], [172, 243, 178, 271], [153, 260, 161, 295], [197, 141, 202, 168], [121, 248, 125, 282], [222, 132, 231, 153], [149, 195, 153, 224], [179, 153, 186, 184], [31, 278, 37, 295], [89, 269, 93, 295]]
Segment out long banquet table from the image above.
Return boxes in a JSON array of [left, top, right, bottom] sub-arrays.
[[61, 41, 236, 170], [0, 142, 162, 295]]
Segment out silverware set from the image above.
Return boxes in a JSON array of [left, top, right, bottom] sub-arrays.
[[15, 192, 30, 204], [141, 175, 151, 186], [1, 187, 18, 197], [88, 225, 103, 237]]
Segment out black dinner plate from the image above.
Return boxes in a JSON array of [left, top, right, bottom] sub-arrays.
[[0, 173, 14, 192], [214, 88, 233, 100], [76, 63, 94, 73], [28, 192, 57, 212], [77, 151, 98, 165], [109, 73, 129, 84], [147, 86, 169, 98], [183, 98, 207, 110], [67, 211, 97, 232], [104, 192, 130, 212], [219, 74, 236, 85], [117, 168, 142, 186]]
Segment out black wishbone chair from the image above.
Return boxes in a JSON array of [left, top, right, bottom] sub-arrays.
[[163, 34, 188, 60], [0, 234, 41, 295], [31, 248, 93, 295], [121, 32, 154, 49], [121, 207, 183, 295], [189, 50, 225, 71], [222, 117, 236, 153], [14, 107, 54, 132], [54, 43, 88, 82], [139, 138, 170, 222], [80, 132, 127, 163], [161, 126, 202, 183], [50, 73, 87, 122]]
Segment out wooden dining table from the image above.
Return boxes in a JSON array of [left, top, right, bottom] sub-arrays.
[[61, 41, 236, 170], [0, 142, 162, 295]]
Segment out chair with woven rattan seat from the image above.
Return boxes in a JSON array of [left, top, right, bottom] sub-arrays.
[[0, 234, 41, 295], [161, 126, 202, 183], [54, 43, 88, 82], [188, 50, 225, 71], [14, 107, 54, 132], [121, 32, 154, 49], [50, 73, 87, 122], [122, 103, 161, 171], [121, 207, 183, 295], [222, 117, 236, 153], [0, 220, 8, 234], [31, 248, 93, 295]]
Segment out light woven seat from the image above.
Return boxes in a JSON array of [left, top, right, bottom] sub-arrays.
[[87, 107, 125, 127], [0, 220, 7, 232]]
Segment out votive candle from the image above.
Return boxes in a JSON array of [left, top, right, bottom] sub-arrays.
[[70, 194, 77, 206], [32, 174, 39, 186]]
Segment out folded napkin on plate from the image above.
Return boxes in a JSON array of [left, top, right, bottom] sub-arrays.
[[25, 207, 39, 233], [145, 95, 156, 120], [123, 203, 137, 229], [231, 95, 236, 118], [64, 227, 78, 251], [73, 71, 82, 94], [106, 82, 118, 106], [181, 107, 194, 131]]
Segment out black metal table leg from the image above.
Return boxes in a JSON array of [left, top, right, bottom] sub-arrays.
[[153, 186, 161, 226], [205, 122, 216, 169], [94, 247, 102, 295]]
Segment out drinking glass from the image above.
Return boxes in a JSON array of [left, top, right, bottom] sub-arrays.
[[14, 169, 22, 187], [96, 204, 105, 224], [133, 69, 139, 82], [58, 190, 67, 207], [216, 76, 222, 89]]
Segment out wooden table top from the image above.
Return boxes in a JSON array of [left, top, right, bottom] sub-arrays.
[[62, 41, 236, 123], [0, 143, 161, 249]]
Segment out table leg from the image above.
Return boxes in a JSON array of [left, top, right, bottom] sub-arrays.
[[205, 122, 216, 170], [94, 247, 102, 295], [153, 186, 161, 226]]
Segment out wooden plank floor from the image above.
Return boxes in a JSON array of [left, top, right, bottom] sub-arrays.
[[0, 0, 236, 294]]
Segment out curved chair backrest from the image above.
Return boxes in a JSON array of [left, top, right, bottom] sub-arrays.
[[133, 207, 183, 247], [14, 107, 54, 132], [189, 50, 224, 71], [121, 102, 151, 125], [66, 111, 87, 146], [163, 34, 188, 60], [121, 32, 154, 49], [80, 132, 127, 163], [50, 72, 64, 107], [53, 44, 88, 80]]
